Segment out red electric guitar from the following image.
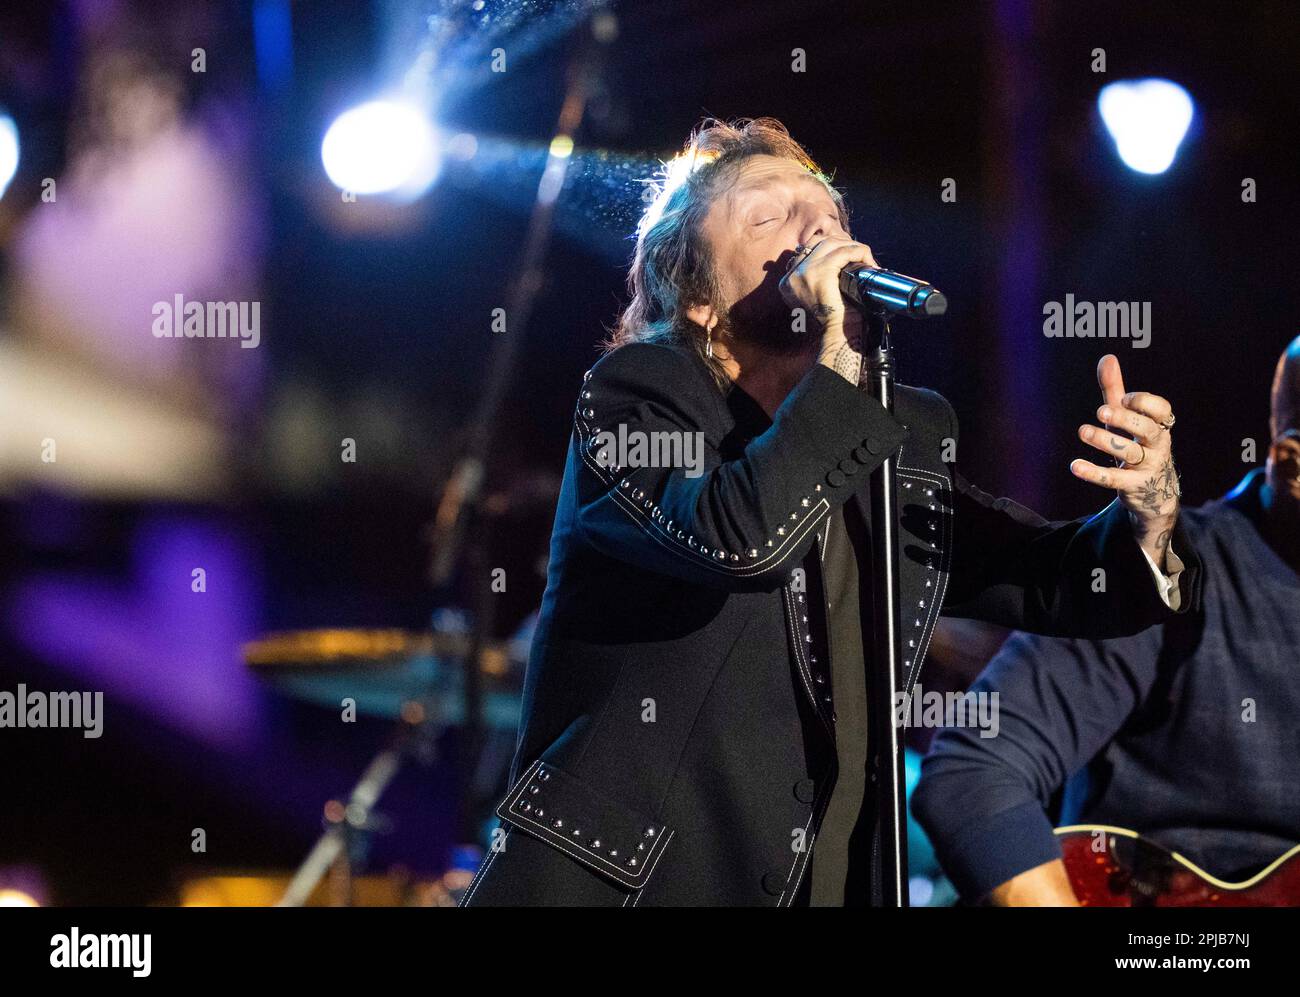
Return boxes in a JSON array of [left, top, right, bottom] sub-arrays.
[[1056, 824, 1300, 907]]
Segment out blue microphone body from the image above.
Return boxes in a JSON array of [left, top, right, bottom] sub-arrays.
[[840, 266, 947, 318]]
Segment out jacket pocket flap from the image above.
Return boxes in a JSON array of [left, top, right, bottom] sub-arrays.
[[496, 759, 672, 890]]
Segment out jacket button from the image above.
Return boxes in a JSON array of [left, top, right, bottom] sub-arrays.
[[761, 871, 786, 896], [793, 778, 816, 803], [851, 445, 871, 463], [838, 458, 858, 476], [826, 469, 846, 488], [863, 437, 880, 454]]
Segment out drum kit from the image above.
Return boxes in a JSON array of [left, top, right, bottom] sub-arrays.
[[240, 622, 531, 906], [231, 18, 615, 908]]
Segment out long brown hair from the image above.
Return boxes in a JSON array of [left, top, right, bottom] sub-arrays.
[[602, 117, 849, 390]]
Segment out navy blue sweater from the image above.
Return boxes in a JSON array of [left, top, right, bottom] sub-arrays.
[[913, 470, 1300, 901]]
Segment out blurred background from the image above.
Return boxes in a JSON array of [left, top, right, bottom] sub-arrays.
[[1, 0, 1296, 907]]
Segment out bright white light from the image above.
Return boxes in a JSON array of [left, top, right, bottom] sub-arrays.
[[0, 114, 19, 200], [1098, 78, 1194, 175], [321, 100, 439, 198]]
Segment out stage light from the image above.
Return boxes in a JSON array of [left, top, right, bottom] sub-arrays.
[[0, 113, 19, 200], [321, 100, 440, 199], [0, 888, 39, 907], [1098, 78, 1194, 175]]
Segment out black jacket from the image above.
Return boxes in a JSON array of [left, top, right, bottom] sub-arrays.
[[461, 340, 1201, 906]]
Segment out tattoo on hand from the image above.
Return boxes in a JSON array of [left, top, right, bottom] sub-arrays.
[[814, 303, 841, 322], [1137, 456, 1181, 514], [1138, 475, 1162, 513], [1158, 456, 1180, 501]]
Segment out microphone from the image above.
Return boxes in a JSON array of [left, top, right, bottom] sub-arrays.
[[840, 265, 947, 318]]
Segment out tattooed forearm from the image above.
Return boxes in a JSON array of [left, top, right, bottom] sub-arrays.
[[1129, 509, 1177, 564], [828, 342, 863, 385], [1154, 527, 1172, 561], [817, 310, 863, 385], [1132, 508, 1173, 542]]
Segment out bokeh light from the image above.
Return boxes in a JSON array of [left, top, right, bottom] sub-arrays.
[[1098, 78, 1194, 175], [0, 113, 19, 200]]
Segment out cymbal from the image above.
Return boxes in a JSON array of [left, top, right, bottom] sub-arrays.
[[242, 628, 524, 729]]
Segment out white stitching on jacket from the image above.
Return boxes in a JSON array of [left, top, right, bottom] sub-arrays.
[[783, 584, 835, 739], [895, 445, 954, 696], [628, 829, 675, 907], [495, 759, 671, 890], [783, 779, 835, 906], [574, 394, 831, 577], [460, 827, 510, 906], [777, 582, 836, 905]]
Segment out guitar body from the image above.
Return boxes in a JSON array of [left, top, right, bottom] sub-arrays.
[[1056, 824, 1300, 907]]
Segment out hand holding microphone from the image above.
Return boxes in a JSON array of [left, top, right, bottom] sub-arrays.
[[778, 236, 877, 383], [840, 264, 947, 318], [779, 237, 947, 329], [780, 238, 946, 384], [778, 236, 878, 336]]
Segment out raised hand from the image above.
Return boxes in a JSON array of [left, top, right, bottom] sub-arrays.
[[1070, 354, 1181, 565]]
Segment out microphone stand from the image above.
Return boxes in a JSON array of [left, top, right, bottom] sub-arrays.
[[426, 15, 610, 846], [862, 308, 909, 907]]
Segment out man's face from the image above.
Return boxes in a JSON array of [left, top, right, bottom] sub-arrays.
[[1267, 429, 1300, 506], [697, 154, 852, 351], [1266, 345, 1300, 509]]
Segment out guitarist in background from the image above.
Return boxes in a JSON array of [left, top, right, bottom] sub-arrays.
[[914, 336, 1300, 906]]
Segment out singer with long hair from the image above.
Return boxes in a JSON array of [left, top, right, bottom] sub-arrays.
[[459, 117, 1201, 907]]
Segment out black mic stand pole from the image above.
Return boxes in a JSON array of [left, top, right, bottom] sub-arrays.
[[862, 307, 909, 907], [427, 15, 612, 847]]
